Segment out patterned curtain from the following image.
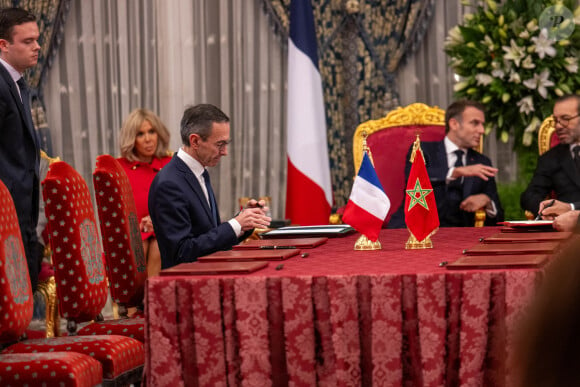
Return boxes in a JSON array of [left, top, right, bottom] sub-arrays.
[[262, 0, 434, 207], [0, 0, 71, 155]]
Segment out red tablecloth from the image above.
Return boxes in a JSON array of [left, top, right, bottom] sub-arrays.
[[145, 227, 541, 386]]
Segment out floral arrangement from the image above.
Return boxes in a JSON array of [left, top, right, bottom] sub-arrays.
[[444, 0, 580, 148]]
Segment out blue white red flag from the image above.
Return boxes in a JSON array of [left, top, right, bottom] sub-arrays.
[[342, 152, 390, 241], [285, 0, 333, 225]]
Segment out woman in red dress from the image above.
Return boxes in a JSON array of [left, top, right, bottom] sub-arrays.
[[117, 109, 171, 277]]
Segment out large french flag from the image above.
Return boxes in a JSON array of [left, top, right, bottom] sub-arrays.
[[342, 152, 390, 241], [285, 0, 333, 225]]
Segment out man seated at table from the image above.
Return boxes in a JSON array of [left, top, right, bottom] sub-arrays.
[[389, 99, 503, 228], [149, 104, 271, 269], [521, 94, 580, 217]]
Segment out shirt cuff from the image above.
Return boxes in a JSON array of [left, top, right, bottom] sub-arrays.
[[485, 199, 497, 217], [571, 203, 576, 211], [445, 167, 456, 184], [228, 218, 243, 237]]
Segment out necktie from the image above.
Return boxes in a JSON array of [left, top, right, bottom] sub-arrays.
[[17, 77, 34, 131], [454, 149, 465, 167], [202, 169, 219, 226], [574, 146, 580, 172], [449, 149, 465, 195]]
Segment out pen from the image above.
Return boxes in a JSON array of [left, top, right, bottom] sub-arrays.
[[260, 246, 297, 249], [535, 199, 556, 220]]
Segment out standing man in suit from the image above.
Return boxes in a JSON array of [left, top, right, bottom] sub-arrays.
[[0, 8, 41, 290], [149, 104, 271, 269], [389, 100, 503, 228], [521, 95, 580, 217]]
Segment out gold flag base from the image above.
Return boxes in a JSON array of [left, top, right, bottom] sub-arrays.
[[354, 234, 382, 250], [405, 232, 433, 249]]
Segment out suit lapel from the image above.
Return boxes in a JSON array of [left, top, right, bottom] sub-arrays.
[[174, 156, 214, 222], [462, 149, 478, 197], [558, 145, 580, 189], [0, 65, 37, 148]]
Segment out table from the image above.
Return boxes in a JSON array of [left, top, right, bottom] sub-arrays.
[[145, 227, 542, 386]]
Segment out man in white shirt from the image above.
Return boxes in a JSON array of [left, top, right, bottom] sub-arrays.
[[521, 95, 580, 218], [149, 104, 271, 269], [0, 7, 41, 290], [389, 100, 503, 227]]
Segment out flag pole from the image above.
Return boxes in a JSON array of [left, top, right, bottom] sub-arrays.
[[353, 131, 382, 251]]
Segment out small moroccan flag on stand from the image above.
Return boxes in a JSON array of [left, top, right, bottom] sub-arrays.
[[342, 149, 390, 249], [404, 135, 439, 249]]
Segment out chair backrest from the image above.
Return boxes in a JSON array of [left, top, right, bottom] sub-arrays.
[[42, 161, 108, 323], [0, 179, 34, 343], [538, 115, 558, 155], [353, 103, 449, 223], [93, 154, 147, 307]]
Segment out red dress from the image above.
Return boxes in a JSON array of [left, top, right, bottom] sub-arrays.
[[117, 156, 172, 240]]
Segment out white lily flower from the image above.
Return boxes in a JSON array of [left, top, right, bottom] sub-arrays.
[[523, 69, 554, 99], [481, 35, 494, 50], [519, 30, 530, 39], [502, 39, 525, 67], [565, 57, 578, 73], [475, 73, 493, 86], [517, 96, 535, 114], [526, 19, 538, 32], [491, 69, 505, 78], [447, 26, 464, 45], [521, 55, 536, 69], [531, 29, 556, 59], [523, 116, 541, 146], [509, 71, 521, 84]]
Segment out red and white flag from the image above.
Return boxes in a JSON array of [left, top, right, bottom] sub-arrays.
[[404, 141, 439, 241], [285, 0, 333, 225], [342, 152, 390, 241]]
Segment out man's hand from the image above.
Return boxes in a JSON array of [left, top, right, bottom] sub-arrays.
[[553, 210, 580, 231], [459, 193, 491, 213], [453, 164, 498, 181], [140, 215, 154, 233], [235, 207, 271, 231], [538, 199, 571, 219]]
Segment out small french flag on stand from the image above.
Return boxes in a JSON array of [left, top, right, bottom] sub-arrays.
[[342, 152, 390, 241]]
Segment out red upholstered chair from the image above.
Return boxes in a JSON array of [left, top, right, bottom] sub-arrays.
[[0, 177, 134, 386], [42, 161, 144, 343], [92, 154, 147, 318], [352, 103, 485, 227]]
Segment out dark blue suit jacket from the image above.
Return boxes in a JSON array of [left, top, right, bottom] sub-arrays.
[[0, 63, 40, 289], [149, 155, 250, 269], [389, 140, 503, 228], [520, 144, 580, 215]]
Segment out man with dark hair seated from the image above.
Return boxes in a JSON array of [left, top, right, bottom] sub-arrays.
[[389, 99, 503, 228], [521, 94, 580, 218]]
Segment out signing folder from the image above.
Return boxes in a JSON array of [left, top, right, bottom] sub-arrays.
[[446, 254, 549, 270], [159, 261, 268, 276], [260, 225, 355, 238], [462, 241, 561, 255], [197, 249, 300, 262], [481, 231, 572, 243], [234, 237, 328, 250]]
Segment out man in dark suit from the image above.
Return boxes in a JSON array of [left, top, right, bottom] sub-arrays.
[[389, 100, 503, 228], [0, 8, 41, 290], [149, 104, 271, 269], [521, 95, 580, 217]]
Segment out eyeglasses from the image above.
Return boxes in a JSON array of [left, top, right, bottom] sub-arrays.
[[554, 114, 580, 127]]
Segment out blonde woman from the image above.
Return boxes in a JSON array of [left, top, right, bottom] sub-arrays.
[[117, 109, 171, 277]]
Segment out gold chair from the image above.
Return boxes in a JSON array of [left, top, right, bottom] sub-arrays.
[[352, 102, 486, 227], [538, 115, 557, 155]]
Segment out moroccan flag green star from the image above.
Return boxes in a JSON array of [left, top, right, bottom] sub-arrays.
[[406, 178, 432, 211]]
